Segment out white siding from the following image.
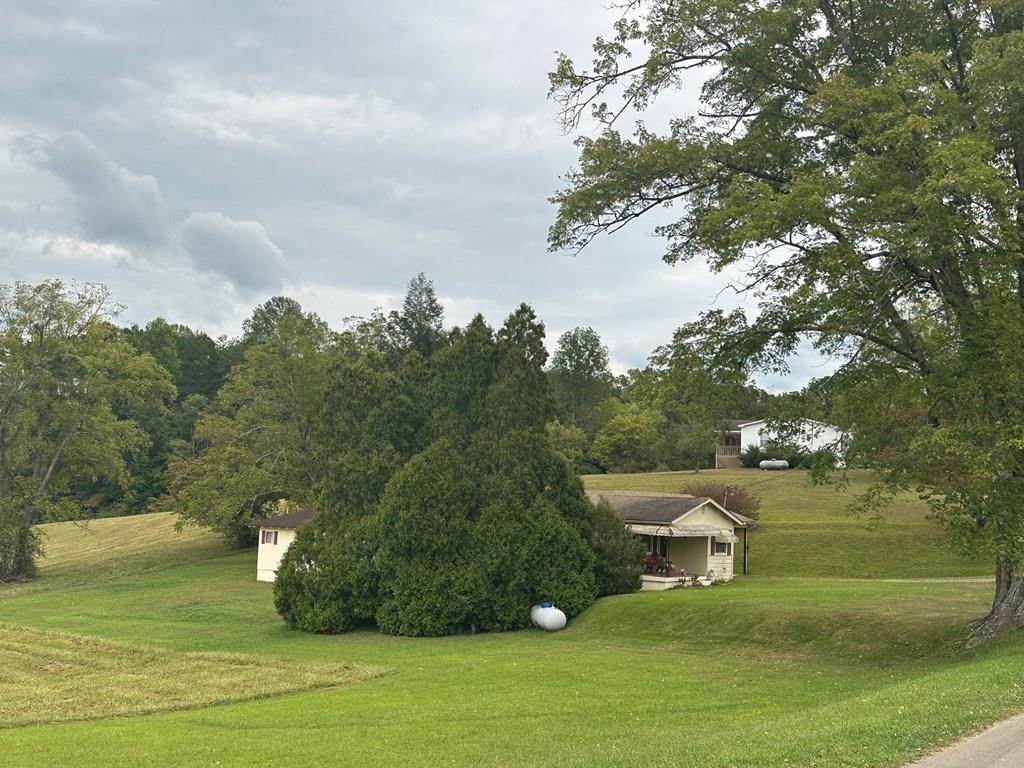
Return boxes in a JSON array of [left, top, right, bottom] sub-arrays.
[[256, 527, 298, 582], [740, 419, 845, 456]]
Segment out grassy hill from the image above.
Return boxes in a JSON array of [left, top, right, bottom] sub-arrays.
[[584, 468, 991, 578], [0, 480, 1020, 767]]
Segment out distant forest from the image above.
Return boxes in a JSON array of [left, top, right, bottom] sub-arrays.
[[0, 275, 824, 580]]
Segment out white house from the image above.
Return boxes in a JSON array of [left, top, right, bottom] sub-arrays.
[[739, 418, 844, 454], [716, 418, 846, 468], [255, 507, 315, 582], [585, 490, 757, 590]]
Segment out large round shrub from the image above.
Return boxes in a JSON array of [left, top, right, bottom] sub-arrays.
[[588, 500, 644, 596], [374, 439, 483, 636], [273, 515, 380, 633]]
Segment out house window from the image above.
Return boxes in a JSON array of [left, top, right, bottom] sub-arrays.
[[261, 530, 278, 545], [710, 537, 732, 556]]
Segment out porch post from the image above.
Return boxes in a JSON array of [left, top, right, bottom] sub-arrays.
[[743, 527, 749, 576]]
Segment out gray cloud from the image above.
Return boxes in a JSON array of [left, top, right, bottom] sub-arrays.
[[0, 0, 830, 389], [20, 132, 169, 247], [179, 211, 288, 294]]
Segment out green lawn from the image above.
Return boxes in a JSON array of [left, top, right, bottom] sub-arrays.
[[584, 468, 992, 577], [1, 477, 1021, 767]]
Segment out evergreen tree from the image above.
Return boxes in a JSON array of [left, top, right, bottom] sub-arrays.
[[394, 273, 446, 357]]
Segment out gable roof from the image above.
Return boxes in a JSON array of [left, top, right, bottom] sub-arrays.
[[585, 490, 755, 528], [256, 507, 316, 530]]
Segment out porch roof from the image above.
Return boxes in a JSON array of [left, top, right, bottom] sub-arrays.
[[628, 523, 739, 543]]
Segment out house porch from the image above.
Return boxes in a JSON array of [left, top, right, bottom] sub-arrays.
[[637, 528, 739, 588]]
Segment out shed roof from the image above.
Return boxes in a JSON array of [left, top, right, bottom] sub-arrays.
[[256, 507, 316, 530]]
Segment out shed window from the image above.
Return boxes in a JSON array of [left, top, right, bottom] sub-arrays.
[[711, 538, 731, 556], [261, 530, 278, 545]]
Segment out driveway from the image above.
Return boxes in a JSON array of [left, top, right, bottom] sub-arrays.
[[906, 712, 1024, 767]]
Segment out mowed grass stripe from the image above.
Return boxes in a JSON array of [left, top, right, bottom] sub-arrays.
[[0, 624, 385, 728], [37, 512, 234, 580]]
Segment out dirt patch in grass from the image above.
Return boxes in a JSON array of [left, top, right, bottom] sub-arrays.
[[0, 624, 385, 727]]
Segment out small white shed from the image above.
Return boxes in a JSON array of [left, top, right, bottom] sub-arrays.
[[255, 507, 315, 582]]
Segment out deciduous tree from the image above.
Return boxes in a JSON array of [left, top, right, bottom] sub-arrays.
[[0, 281, 173, 579], [550, 0, 1024, 637]]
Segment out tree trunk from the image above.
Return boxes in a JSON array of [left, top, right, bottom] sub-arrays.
[[0, 521, 39, 582], [971, 559, 1024, 641]]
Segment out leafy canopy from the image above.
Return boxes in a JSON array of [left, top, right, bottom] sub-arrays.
[[549, 1, 1024, 633], [0, 281, 173, 579]]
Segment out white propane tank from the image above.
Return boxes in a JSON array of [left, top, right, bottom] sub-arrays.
[[759, 459, 790, 470], [530, 602, 567, 631]]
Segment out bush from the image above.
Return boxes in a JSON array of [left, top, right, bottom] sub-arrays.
[[469, 496, 597, 632], [273, 516, 381, 633], [679, 481, 761, 520], [739, 442, 812, 469], [588, 500, 644, 595], [375, 440, 481, 636], [0, 513, 39, 582], [738, 444, 763, 468]]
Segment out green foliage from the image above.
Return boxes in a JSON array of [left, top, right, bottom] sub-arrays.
[[545, 419, 589, 469], [0, 281, 174, 579], [425, 316, 494, 444], [548, 326, 614, 436], [590, 406, 659, 473], [393, 272, 446, 356], [170, 314, 336, 545], [483, 304, 556, 435], [241, 296, 313, 346], [375, 440, 481, 636], [281, 301, 603, 637], [587, 500, 643, 595], [274, 516, 381, 633], [624, 336, 770, 470], [0, 507, 39, 581], [312, 353, 425, 523], [549, 1, 1024, 629]]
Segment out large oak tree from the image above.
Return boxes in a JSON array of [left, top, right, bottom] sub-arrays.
[[550, 1, 1024, 637]]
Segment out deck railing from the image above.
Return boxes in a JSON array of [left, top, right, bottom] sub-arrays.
[[716, 445, 741, 456]]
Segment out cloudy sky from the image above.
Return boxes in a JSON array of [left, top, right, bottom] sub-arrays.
[[0, 0, 830, 386]]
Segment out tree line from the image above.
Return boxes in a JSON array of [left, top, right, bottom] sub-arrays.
[[0, 277, 756, 590]]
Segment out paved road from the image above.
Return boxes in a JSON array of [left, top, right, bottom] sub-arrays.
[[907, 713, 1024, 767]]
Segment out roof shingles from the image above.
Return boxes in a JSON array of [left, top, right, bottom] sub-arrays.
[[585, 490, 755, 528], [255, 507, 316, 530]]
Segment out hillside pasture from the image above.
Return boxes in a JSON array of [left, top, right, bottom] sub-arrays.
[[0, 472, 1021, 767], [584, 468, 992, 577]]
